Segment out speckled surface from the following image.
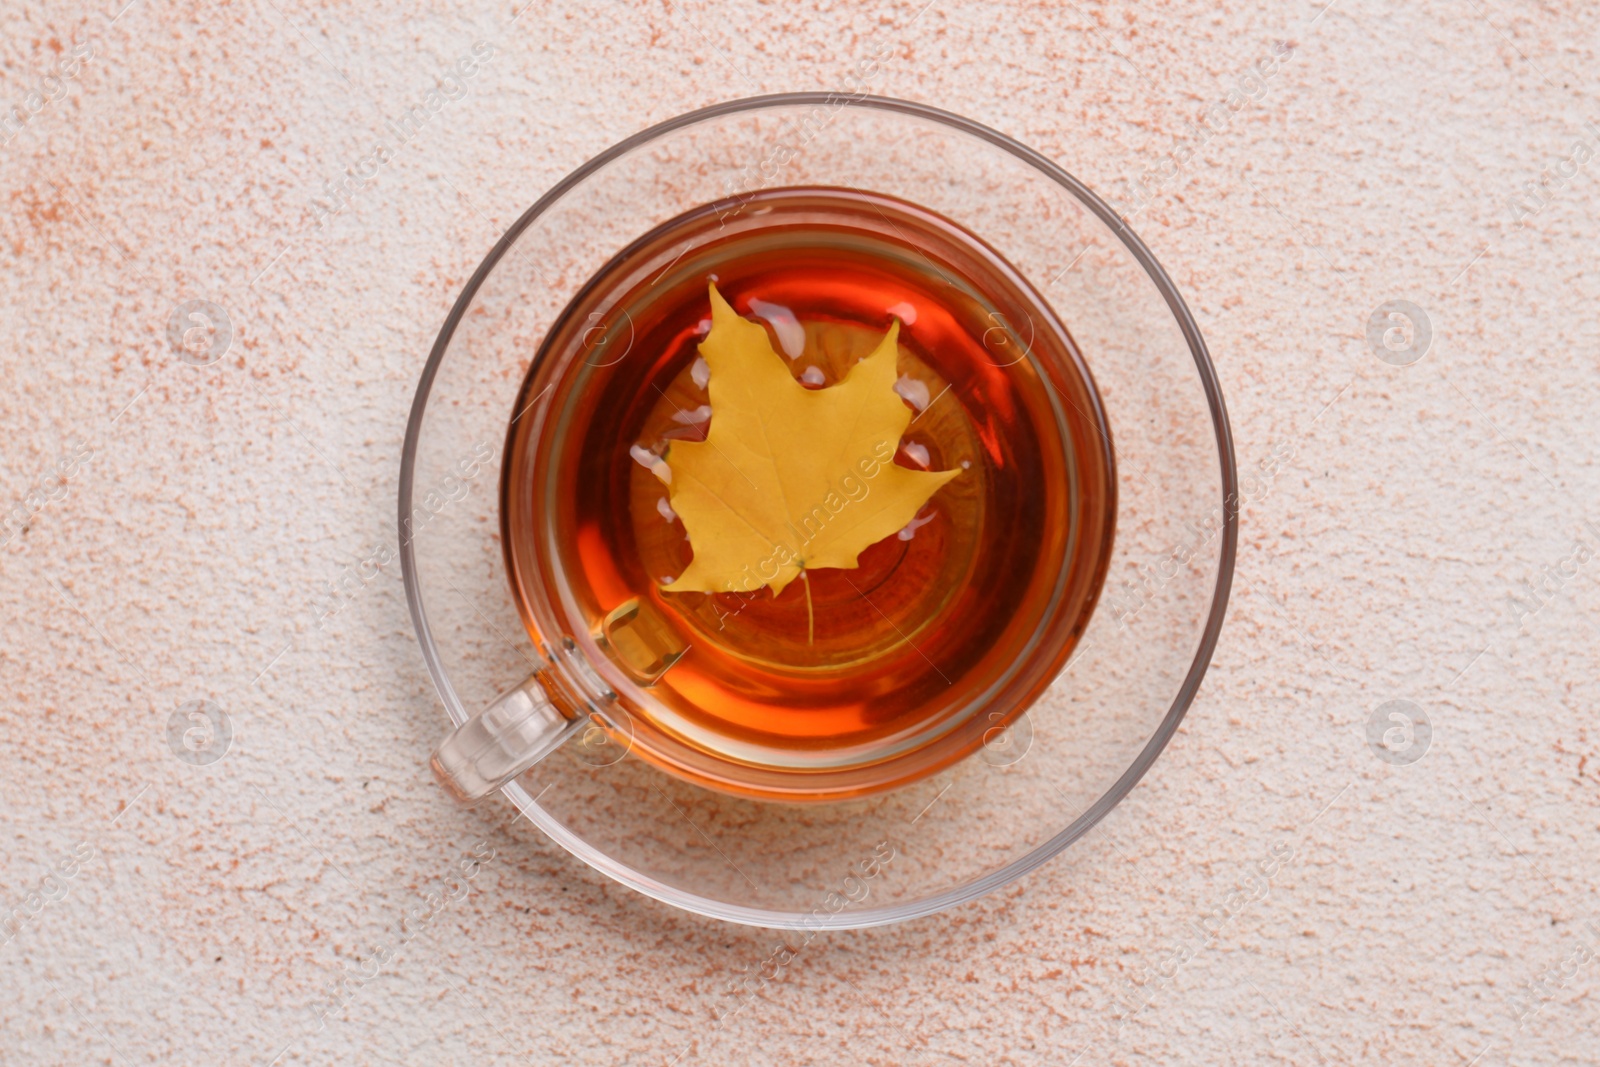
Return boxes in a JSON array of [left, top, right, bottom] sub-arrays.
[[3, 1, 1599, 1064]]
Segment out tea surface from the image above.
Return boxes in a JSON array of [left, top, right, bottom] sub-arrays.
[[503, 188, 1114, 797]]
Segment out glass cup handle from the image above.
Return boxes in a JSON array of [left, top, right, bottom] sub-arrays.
[[429, 673, 583, 804]]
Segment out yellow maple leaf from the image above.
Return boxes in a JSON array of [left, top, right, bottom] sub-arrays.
[[663, 284, 960, 602]]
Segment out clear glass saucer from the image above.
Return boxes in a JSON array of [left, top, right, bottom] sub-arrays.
[[399, 93, 1236, 929]]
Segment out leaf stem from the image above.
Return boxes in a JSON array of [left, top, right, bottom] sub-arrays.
[[802, 568, 814, 646]]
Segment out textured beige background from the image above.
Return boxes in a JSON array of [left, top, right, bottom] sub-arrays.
[[3, 0, 1599, 1064]]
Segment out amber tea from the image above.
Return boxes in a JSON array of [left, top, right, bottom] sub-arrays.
[[501, 187, 1115, 801]]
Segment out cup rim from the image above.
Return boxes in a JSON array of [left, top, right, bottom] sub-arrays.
[[501, 184, 1119, 800], [399, 91, 1239, 929]]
